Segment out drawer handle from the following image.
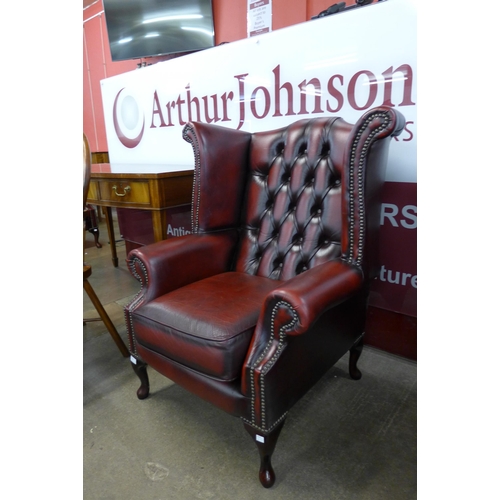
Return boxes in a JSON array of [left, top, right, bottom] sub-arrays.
[[112, 185, 131, 197]]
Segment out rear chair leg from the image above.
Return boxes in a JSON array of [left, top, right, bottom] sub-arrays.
[[243, 419, 286, 488], [349, 335, 364, 380], [130, 355, 150, 399]]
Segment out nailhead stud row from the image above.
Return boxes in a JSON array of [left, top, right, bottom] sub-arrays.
[[124, 257, 149, 356], [248, 300, 298, 431], [346, 111, 390, 267]]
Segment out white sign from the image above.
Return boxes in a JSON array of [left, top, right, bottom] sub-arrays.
[[101, 0, 416, 182], [248, 0, 272, 37]]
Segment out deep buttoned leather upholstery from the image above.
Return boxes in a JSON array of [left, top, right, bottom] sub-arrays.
[[125, 106, 405, 487]]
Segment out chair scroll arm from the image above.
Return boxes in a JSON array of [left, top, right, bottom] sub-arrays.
[[266, 260, 364, 338], [242, 260, 363, 431], [126, 231, 238, 306], [245, 259, 363, 374]]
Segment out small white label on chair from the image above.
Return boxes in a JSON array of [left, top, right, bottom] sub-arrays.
[[256, 435, 265, 443], [130, 355, 137, 364]]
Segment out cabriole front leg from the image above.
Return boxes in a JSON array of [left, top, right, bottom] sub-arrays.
[[243, 419, 286, 488], [130, 355, 150, 399]]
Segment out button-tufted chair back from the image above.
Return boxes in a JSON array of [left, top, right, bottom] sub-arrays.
[[184, 107, 403, 283], [237, 117, 350, 281]]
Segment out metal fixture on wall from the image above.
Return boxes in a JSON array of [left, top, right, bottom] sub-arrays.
[[311, 0, 376, 20]]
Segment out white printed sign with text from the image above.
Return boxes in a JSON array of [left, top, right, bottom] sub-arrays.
[[248, 0, 272, 37]]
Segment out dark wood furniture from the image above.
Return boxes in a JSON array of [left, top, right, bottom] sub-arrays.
[[87, 166, 194, 266], [84, 204, 102, 248]]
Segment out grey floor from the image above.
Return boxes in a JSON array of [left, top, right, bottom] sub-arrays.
[[83, 212, 417, 500]]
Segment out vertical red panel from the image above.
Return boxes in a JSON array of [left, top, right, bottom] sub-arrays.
[[83, 29, 94, 147], [83, 13, 108, 152]]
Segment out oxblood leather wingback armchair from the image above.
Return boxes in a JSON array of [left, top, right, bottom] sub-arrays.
[[125, 106, 405, 487]]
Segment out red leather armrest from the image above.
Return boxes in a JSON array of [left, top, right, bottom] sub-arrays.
[[265, 260, 364, 336], [127, 231, 238, 304]]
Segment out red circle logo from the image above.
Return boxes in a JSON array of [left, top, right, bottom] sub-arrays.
[[113, 88, 145, 148]]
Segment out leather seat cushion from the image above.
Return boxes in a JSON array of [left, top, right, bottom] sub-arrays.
[[131, 272, 281, 381]]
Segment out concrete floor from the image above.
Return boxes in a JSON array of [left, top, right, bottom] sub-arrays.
[[83, 213, 417, 500]]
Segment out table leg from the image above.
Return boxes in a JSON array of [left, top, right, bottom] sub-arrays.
[[104, 206, 119, 267], [151, 210, 168, 242]]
